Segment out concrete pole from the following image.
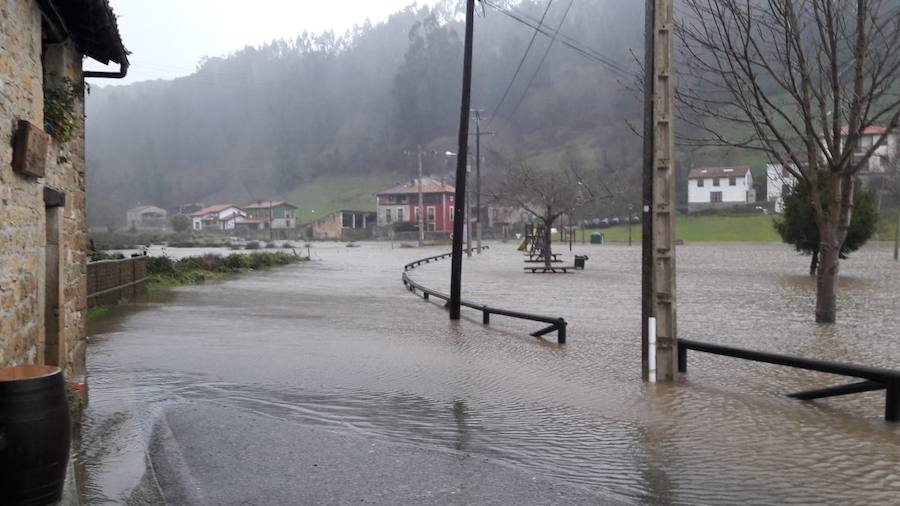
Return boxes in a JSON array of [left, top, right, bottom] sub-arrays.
[[418, 148, 425, 247], [894, 207, 899, 261], [474, 110, 483, 254], [650, 0, 677, 382]]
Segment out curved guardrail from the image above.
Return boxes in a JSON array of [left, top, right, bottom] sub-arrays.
[[401, 247, 568, 343]]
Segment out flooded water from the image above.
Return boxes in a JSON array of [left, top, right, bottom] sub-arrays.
[[82, 241, 900, 504]]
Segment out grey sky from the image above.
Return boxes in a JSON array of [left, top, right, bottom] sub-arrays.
[[86, 0, 438, 85]]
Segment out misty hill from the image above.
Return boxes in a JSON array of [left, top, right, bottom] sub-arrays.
[[85, 0, 710, 228]]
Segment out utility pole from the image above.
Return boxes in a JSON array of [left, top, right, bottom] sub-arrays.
[[628, 203, 633, 247], [472, 109, 484, 254], [449, 0, 475, 321], [466, 168, 473, 257], [418, 148, 425, 247], [642, 0, 677, 382], [894, 207, 899, 261]]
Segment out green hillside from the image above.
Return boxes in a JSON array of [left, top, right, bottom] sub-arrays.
[[285, 173, 404, 223]]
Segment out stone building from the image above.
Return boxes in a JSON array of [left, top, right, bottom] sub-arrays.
[[126, 205, 168, 230], [308, 210, 376, 240], [0, 0, 128, 374]]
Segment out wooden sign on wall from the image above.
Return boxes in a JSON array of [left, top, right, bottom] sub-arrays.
[[12, 120, 49, 178]]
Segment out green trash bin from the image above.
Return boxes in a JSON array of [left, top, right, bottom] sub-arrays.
[[590, 232, 604, 244]]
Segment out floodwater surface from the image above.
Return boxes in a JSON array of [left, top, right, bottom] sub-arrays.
[[82, 241, 900, 504]]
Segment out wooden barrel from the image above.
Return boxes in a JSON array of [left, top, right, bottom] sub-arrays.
[[0, 365, 71, 506]]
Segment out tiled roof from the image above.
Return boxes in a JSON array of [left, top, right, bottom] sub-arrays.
[[245, 201, 296, 209], [191, 204, 236, 217], [841, 126, 889, 136], [378, 178, 455, 195], [688, 166, 751, 179]]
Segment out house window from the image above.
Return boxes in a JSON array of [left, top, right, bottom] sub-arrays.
[[697, 179, 704, 187], [427, 207, 435, 222], [713, 177, 720, 187], [385, 209, 392, 223], [415, 207, 421, 221], [397, 208, 405, 222], [729, 177, 736, 186], [710, 191, 723, 203]]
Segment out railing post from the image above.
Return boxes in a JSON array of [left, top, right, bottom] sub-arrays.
[[887, 380, 899, 422], [677, 343, 687, 373], [557, 319, 566, 344], [424, 292, 429, 301], [483, 308, 490, 325]]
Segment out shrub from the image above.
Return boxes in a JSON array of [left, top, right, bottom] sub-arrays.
[[246, 241, 261, 250]]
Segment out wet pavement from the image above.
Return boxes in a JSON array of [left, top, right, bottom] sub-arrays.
[[82, 241, 900, 504]]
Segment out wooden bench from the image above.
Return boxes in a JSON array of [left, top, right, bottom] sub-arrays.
[[524, 265, 574, 273], [523, 259, 564, 263]]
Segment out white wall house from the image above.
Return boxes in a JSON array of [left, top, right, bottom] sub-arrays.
[[833, 126, 898, 173], [191, 204, 247, 231], [766, 163, 798, 213], [687, 166, 756, 212]]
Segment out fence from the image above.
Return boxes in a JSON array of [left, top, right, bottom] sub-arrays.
[[86, 256, 149, 307], [678, 338, 900, 422], [401, 248, 568, 343]]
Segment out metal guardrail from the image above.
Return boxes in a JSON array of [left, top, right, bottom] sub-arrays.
[[678, 338, 900, 422], [402, 247, 568, 343]]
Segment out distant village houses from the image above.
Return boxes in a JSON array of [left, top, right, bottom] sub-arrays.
[[376, 178, 456, 233], [191, 204, 247, 231], [242, 201, 297, 230], [126, 205, 168, 231], [687, 166, 756, 212], [766, 163, 798, 214]]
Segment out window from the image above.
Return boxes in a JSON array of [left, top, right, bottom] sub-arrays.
[[385, 209, 392, 223], [729, 177, 736, 186], [713, 177, 720, 187], [427, 207, 435, 222], [710, 191, 723, 203], [397, 208, 404, 222], [697, 179, 704, 187], [415, 207, 421, 221]]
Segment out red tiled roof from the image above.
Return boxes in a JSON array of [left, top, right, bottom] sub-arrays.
[[688, 166, 751, 179], [378, 178, 455, 196], [245, 201, 296, 209], [841, 126, 889, 135], [192, 204, 236, 217]]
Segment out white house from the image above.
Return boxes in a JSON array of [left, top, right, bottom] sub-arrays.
[[836, 126, 898, 173], [125, 205, 168, 231], [687, 166, 756, 212], [766, 163, 798, 213], [191, 204, 247, 231]]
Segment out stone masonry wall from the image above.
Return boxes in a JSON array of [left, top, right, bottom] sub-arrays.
[[1, 0, 89, 376]]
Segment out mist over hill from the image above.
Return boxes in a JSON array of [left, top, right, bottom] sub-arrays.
[[86, 0, 648, 228]]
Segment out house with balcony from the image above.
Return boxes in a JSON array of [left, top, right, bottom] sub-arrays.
[[242, 201, 297, 230], [687, 166, 756, 212], [376, 178, 456, 233]]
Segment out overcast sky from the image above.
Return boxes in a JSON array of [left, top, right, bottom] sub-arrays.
[[86, 0, 438, 85]]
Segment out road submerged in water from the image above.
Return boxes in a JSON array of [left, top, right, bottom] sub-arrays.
[[82, 241, 900, 504]]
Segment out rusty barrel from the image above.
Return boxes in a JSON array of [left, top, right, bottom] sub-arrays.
[[0, 365, 71, 506]]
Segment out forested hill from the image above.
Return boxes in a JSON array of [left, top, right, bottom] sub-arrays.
[[86, 0, 650, 227]]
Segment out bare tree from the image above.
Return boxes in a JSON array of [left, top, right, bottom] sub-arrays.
[[488, 155, 606, 268], [676, 0, 900, 323]]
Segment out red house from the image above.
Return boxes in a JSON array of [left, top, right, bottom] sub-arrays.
[[376, 178, 456, 233]]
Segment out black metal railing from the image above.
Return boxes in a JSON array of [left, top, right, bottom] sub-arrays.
[[402, 248, 568, 343], [678, 338, 900, 422]]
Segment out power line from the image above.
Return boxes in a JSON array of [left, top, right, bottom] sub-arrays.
[[487, 0, 555, 125], [481, 0, 630, 75], [507, 0, 575, 119]]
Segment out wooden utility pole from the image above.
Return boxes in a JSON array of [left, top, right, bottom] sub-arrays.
[[449, 0, 476, 320], [894, 208, 899, 261], [642, 0, 677, 382]]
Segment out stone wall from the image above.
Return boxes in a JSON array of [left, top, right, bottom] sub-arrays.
[[0, 0, 89, 376]]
